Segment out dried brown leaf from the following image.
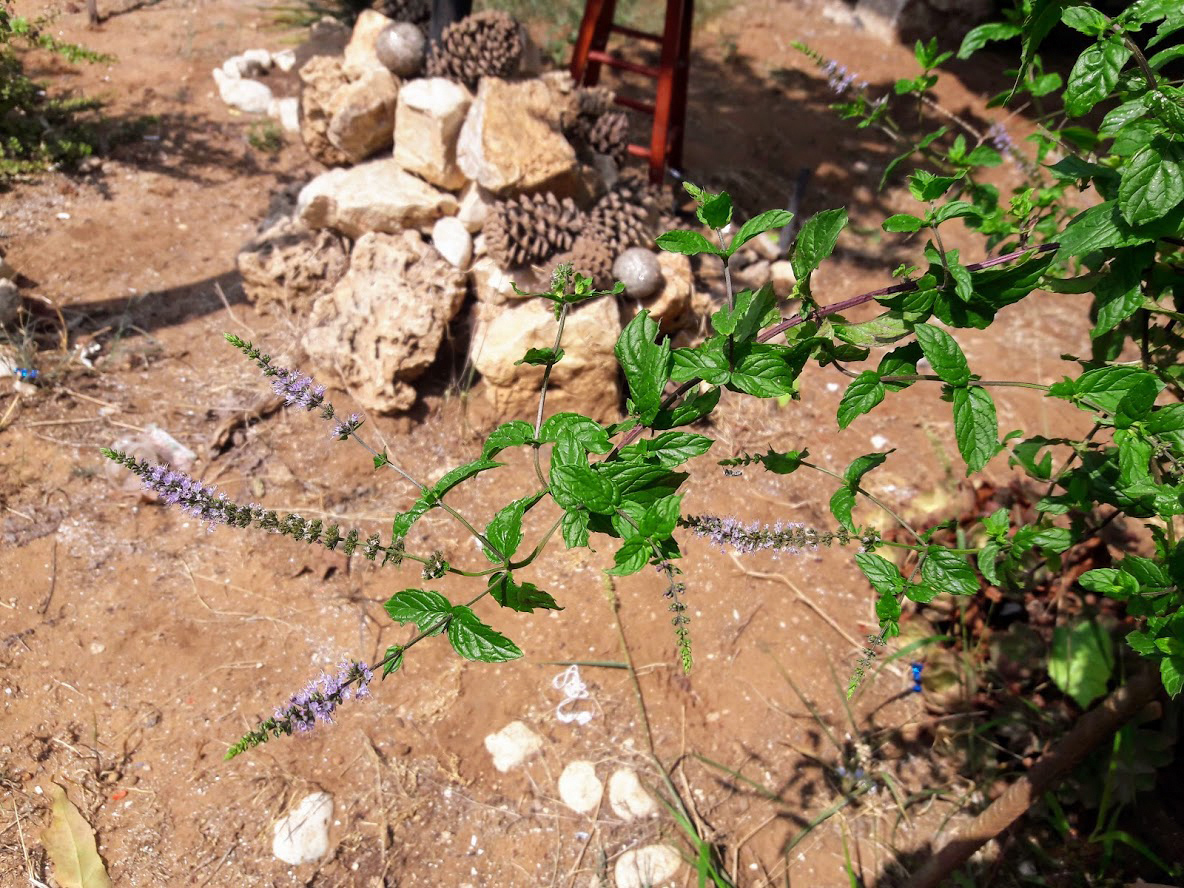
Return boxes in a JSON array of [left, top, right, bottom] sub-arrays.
[[39, 783, 113, 888]]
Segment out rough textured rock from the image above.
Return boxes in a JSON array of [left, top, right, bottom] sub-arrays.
[[614, 845, 681, 888], [269, 96, 300, 133], [470, 256, 546, 305], [298, 157, 458, 237], [326, 66, 399, 163], [236, 215, 349, 312], [457, 77, 579, 196], [299, 56, 352, 166], [393, 77, 472, 190], [0, 278, 20, 327], [376, 21, 426, 77], [484, 721, 543, 772], [343, 9, 397, 77], [470, 291, 621, 422], [302, 230, 466, 413], [272, 792, 333, 865]]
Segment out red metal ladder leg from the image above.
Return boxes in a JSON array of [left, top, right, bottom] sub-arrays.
[[570, 0, 617, 87]]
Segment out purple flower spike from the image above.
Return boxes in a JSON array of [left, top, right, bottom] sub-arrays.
[[270, 659, 375, 737], [330, 413, 364, 441], [272, 367, 326, 412]]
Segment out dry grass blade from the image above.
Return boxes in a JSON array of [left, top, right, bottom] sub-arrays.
[[39, 784, 112, 888]]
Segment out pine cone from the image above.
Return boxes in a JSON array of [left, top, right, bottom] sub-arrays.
[[586, 111, 629, 164], [575, 85, 616, 117], [484, 192, 584, 268], [587, 180, 659, 253], [556, 234, 615, 289], [425, 10, 522, 87], [376, 0, 430, 28]]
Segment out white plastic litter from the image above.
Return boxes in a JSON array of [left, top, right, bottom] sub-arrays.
[[552, 664, 593, 726]]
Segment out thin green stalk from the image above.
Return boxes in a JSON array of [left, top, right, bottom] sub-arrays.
[[532, 303, 570, 487]]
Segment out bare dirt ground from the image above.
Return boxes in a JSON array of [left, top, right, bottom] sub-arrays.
[[0, 1, 1096, 885]]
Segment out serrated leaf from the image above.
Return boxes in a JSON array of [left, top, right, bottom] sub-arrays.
[[605, 538, 650, 576], [727, 343, 803, 398], [619, 431, 713, 467], [381, 645, 404, 676], [952, 385, 1000, 473], [384, 588, 452, 635], [1064, 37, 1132, 118], [914, 323, 970, 386], [983, 507, 1010, 537], [615, 311, 671, 424], [878, 343, 923, 391], [977, 539, 1002, 585], [483, 492, 544, 563], [1161, 657, 1184, 697], [1049, 621, 1115, 708], [1118, 137, 1184, 226], [447, 606, 523, 662], [835, 313, 912, 347], [909, 170, 961, 202], [653, 385, 721, 429], [729, 209, 793, 254], [550, 464, 619, 514], [1093, 245, 1154, 337], [883, 213, 924, 233], [830, 486, 857, 532], [791, 208, 847, 281], [698, 192, 733, 229], [837, 371, 886, 429], [433, 457, 502, 498], [1059, 366, 1164, 415], [712, 285, 777, 344], [957, 21, 1021, 59], [515, 346, 565, 366], [1118, 432, 1154, 486], [40, 784, 113, 888], [856, 552, 904, 595], [489, 573, 561, 612], [922, 547, 979, 596], [599, 462, 687, 505], [483, 420, 535, 458], [844, 450, 890, 486], [671, 336, 731, 385], [561, 509, 589, 548], [1061, 5, 1109, 35], [656, 229, 720, 257], [539, 413, 612, 454]]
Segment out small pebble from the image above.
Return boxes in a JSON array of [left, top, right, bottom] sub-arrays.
[[608, 767, 657, 820], [557, 761, 602, 814], [613, 248, 663, 299], [615, 844, 682, 888], [484, 721, 542, 772], [272, 792, 333, 865]]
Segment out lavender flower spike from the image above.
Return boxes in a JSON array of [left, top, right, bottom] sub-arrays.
[[680, 514, 858, 555], [272, 367, 326, 412], [226, 659, 375, 758]]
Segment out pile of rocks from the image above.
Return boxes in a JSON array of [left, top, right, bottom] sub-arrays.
[[235, 9, 784, 422]]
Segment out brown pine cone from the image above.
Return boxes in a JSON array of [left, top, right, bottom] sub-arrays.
[[484, 192, 584, 268], [425, 10, 522, 87]]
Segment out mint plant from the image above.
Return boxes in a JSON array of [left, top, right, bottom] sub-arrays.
[[102, 0, 1183, 779]]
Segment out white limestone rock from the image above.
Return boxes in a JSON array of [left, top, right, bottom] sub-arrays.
[[343, 8, 397, 77], [326, 66, 399, 163], [614, 845, 682, 888], [272, 792, 333, 865], [484, 721, 543, 773], [431, 216, 473, 269], [558, 761, 603, 815], [608, 768, 657, 821], [298, 157, 458, 238], [457, 182, 494, 232], [212, 68, 273, 114], [393, 77, 472, 190]]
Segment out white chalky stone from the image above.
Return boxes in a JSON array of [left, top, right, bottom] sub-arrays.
[[272, 792, 333, 865], [432, 216, 473, 269], [273, 48, 297, 72], [614, 844, 682, 888], [484, 721, 542, 772], [558, 761, 603, 814], [608, 767, 657, 820], [612, 247, 663, 299]]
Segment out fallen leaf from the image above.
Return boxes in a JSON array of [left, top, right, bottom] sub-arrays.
[[39, 783, 113, 888]]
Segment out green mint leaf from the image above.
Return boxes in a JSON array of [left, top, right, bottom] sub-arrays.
[[844, 450, 891, 486], [539, 413, 612, 454], [605, 538, 650, 576], [1093, 245, 1155, 336], [653, 385, 721, 430], [550, 464, 620, 514], [877, 342, 923, 391], [656, 229, 721, 257], [905, 582, 940, 604], [392, 496, 437, 540], [1056, 366, 1164, 416], [791, 208, 848, 281], [883, 213, 924, 233], [1118, 136, 1184, 226], [856, 552, 905, 596], [727, 343, 806, 398], [1147, 403, 1184, 456], [432, 457, 503, 498], [760, 448, 808, 474], [909, 170, 961, 202], [384, 588, 452, 635], [931, 200, 981, 226], [619, 431, 713, 468], [1125, 627, 1158, 655], [483, 492, 544, 563], [729, 209, 794, 255], [1061, 5, 1110, 36], [830, 487, 857, 532], [1117, 431, 1154, 487], [834, 312, 912, 348], [489, 573, 561, 613], [977, 540, 1002, 586], [671, 337, 731, 385], [1048, 621, 1115, 708], [381, 645, 404, 677], [483, 420, 536, 458], [637, 494, 682, 540], [1161, 657, 1184, 697], [515, 346, 565, 366], [599, 463, 688, 506], [561, 509, 590, 548], [957, 21, 1021, 59], [615, 311, 671, 424], [711, 285, 777, 344], [914, 323, 971, 386], [876, 590, 902, 625], [373, 450, 389, 469], [1010, 436, 1056, 480], [446, 606, 523, 662], [952, 385, 1000, 474], [1064, 37, 1132, 117], [983, 507, 1010, 538], [921, 547, 979, 596], [698, 192, 733, 230], [837, 371, 886, 429]]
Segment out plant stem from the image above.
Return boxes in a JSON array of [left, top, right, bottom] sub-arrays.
[[532, 304, 570, 487], [802, 460, 925, 544]]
